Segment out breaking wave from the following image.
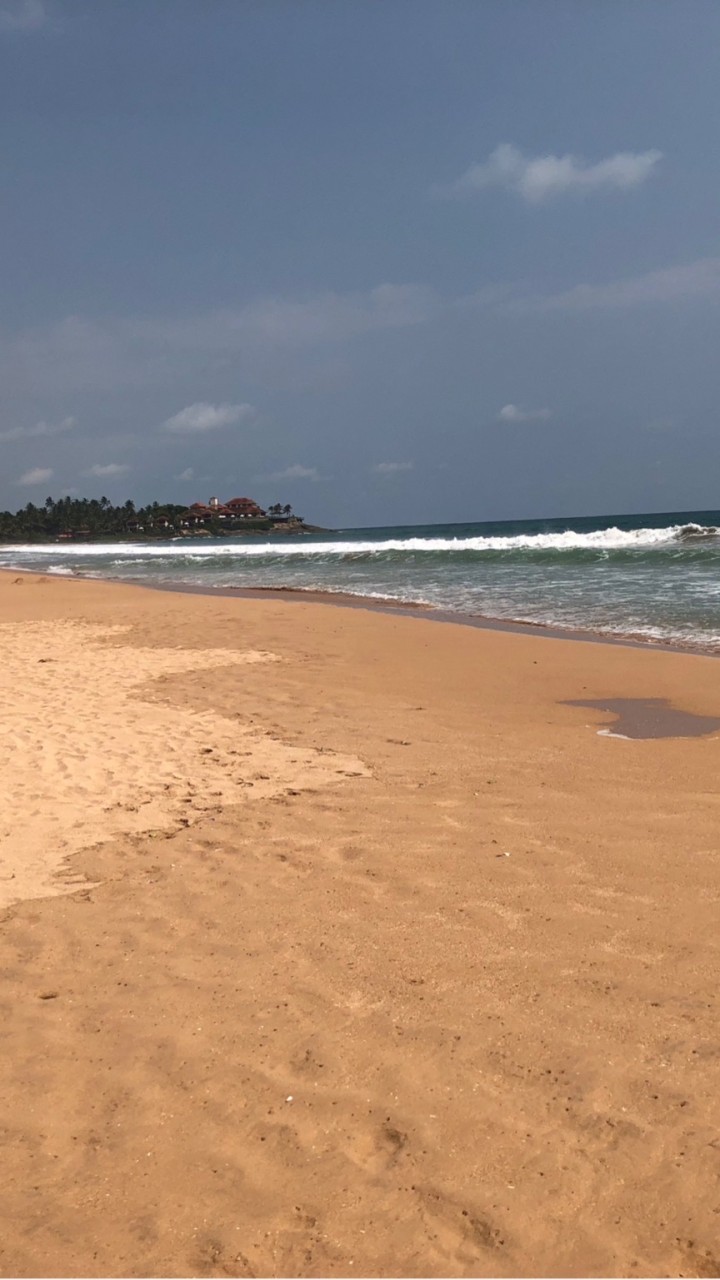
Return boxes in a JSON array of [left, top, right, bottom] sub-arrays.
[[2, 522, 717, 562]]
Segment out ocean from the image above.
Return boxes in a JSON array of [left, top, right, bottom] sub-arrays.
[[3, 508, 720, 652]]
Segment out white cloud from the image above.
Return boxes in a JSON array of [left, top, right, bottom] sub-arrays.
[[515, 257, 720, 312], [145, 284, 438, 353], [498, 404, 551, 423], [17, 467, 53, 485], [175, 467, 195, 482], [240, 284, 436, 344], [162, 401, 256, 434], [0, 285, 440, 400], [373, 461, 414, 475], [84, 463, 131, 478], [7, 251, 718, 425], [0, 0, 46, 31], [454, 283, 521, 311], [0, 414, 75, 442], [439, 143, 662, 203], [263, 464, 321, 482]]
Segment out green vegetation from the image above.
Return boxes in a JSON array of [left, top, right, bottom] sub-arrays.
[[0, 495, 302, 542]]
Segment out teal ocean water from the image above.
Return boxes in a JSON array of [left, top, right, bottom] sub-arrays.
[[3, 508, 720, 651]]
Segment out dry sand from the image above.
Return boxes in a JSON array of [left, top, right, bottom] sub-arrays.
[[0, 570, 718, 1278]]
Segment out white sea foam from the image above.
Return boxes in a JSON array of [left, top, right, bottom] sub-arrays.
[[0, 523, 710, 560], [2, 521, 719, 650]]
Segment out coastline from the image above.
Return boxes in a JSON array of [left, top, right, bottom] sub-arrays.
[[1, 569, 719, 1277], [4, 566, 719, 658], [150, 580, 720, 658], [4, 502, 720, 660]]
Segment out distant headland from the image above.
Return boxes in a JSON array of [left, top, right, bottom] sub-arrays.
[[0, 494, 326, 542]]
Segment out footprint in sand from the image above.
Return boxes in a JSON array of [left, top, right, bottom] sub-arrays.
[[0, 620, 368, 910]]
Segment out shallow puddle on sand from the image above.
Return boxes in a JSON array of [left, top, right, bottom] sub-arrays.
[[562, 697, 720, 740]]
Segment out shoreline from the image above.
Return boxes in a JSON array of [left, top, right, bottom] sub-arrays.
[[2, 566, 717, 660], [150, 580, 720, 659]]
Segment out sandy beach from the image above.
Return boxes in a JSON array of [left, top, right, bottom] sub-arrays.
[[1, 569, 719, 1279]]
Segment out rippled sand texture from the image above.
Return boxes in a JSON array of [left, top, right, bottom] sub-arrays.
[[0, 620, 367, 909]]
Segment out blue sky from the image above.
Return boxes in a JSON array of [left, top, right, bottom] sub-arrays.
[[2, 0, 720, 526]]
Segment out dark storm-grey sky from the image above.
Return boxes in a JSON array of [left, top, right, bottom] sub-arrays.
[[2, 0, 720, 526]]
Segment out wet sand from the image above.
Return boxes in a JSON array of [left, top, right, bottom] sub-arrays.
[[1, 570, 719, 1278], [141, 580, 720, 658]]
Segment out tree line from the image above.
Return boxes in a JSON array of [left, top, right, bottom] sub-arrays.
[[0, 495, 298, 541]]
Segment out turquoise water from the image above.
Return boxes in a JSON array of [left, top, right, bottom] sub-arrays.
[[3, 508, 720, 651]]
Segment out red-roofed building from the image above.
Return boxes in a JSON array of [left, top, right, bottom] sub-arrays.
[[181, 503, 212, 525], [225, 497, 266, 518], [180, 497, 266, 526]]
